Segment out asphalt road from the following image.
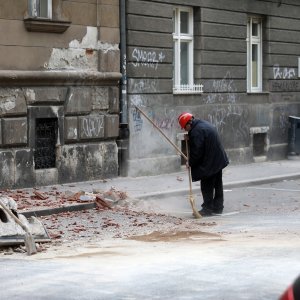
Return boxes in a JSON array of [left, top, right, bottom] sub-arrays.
[[1, 179, 300, 300]]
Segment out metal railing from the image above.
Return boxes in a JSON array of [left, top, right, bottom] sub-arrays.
[[173, 84, 204, 94]]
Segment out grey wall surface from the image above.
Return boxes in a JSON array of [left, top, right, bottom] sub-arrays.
[[125, 0, 300, 176]]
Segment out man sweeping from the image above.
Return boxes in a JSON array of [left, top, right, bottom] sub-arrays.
[[178, 112, 229, 217]]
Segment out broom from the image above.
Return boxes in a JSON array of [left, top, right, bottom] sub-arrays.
[[132, 104, 201, 219], [185, 139, 202, 219], [0, 199, 37, 255]]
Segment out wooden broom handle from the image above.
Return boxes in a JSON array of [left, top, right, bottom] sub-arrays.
[[133, 104, 188, 161], [185, 139, 193, 190]]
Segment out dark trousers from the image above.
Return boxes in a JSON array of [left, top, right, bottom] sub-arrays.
[[200, 170, 224, 212]]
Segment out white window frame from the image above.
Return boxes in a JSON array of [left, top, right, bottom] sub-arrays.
[[247, 17, 263, 93], [30, 0, 52, 19], [173, 7, 203, 94]]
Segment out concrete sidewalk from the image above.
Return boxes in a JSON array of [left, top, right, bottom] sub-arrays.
[[21, 159, 300, 217], [121, 159, 300, 200]]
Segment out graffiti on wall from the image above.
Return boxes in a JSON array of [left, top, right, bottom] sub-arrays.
[[132, 79, 157, 93], [273, 106, 289, 135], [131, 48, 166, 70], [273, 65, 296, 80], [132, 108, 143, 132], [131, 95, 175, 133], [272, 64, 299, 91], [204, 72, 249, 144], [204, 72, 238, 105], [272, 81, 299, 91], [81, 117, 104, 138]]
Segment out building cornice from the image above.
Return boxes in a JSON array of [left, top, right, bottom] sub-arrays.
[[0, 70, 121, 86]]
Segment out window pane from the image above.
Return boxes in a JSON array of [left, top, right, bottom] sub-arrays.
[[252, 44, 258, 87], [173, 10, 176, 33], [180, 11, 189, 34], [39, 0, 48, 18], [173, 41, 176, 84], [252, 22, 258, 36], [180, 42, 189, 85]]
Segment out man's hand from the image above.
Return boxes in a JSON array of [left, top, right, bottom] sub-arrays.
[[184, 134, 189, 141]]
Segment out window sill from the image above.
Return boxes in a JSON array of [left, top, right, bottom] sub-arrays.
[[24, 17, 71, 33], [173, 84, 204, 95], [247, 91, 269, 95]]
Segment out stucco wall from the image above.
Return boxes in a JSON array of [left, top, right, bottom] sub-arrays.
[[0, 1, 121, 188]]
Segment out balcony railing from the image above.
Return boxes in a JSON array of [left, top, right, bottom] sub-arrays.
[[173, 84, 204, 94]]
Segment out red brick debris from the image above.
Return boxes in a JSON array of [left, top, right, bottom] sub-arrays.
[[0, 187, 128, 212]]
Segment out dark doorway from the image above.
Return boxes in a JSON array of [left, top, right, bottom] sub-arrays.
[[253, 133, 266, 156], [34, 118, 57, 169]]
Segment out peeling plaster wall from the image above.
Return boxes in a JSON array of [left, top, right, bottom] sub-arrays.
[[46, 27, 119, 70], [0, 1, 121, 189]]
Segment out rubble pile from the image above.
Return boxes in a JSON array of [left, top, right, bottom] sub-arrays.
[[0, 186, 128, 212], [0, 183, 216, 256]]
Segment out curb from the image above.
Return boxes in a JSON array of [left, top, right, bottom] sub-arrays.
[[135, 172, 300, 200], [224, 173, 300, 189], [22, 172, 300, 218], [22, 202, 96, 218]]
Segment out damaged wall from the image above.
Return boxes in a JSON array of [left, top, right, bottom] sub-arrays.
[[0, 0, 121, 188]]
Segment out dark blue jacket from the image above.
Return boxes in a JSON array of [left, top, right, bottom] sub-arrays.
[[188, 119, 229, 181]]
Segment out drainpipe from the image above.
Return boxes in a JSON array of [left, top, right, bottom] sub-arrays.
[[120, 0, 128, 125], [118, 0, 129, 176]]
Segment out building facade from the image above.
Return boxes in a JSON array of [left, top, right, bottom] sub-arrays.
[[0, 0, 121, 188], [123, 0, 300, 177]]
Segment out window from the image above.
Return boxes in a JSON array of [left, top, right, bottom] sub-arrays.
[[173, 7, 203, 94], [25, 0, 71, 33], [30, 0, 52, 19], [247, 17, 263, 93]]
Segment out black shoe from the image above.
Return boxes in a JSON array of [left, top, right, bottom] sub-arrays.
[[212, 209, 223, 215], [198, 208, 213, 217]]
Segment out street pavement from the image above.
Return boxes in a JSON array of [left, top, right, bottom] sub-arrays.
[[21, 159, 300, 216], [1, 159, 300, 300]]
